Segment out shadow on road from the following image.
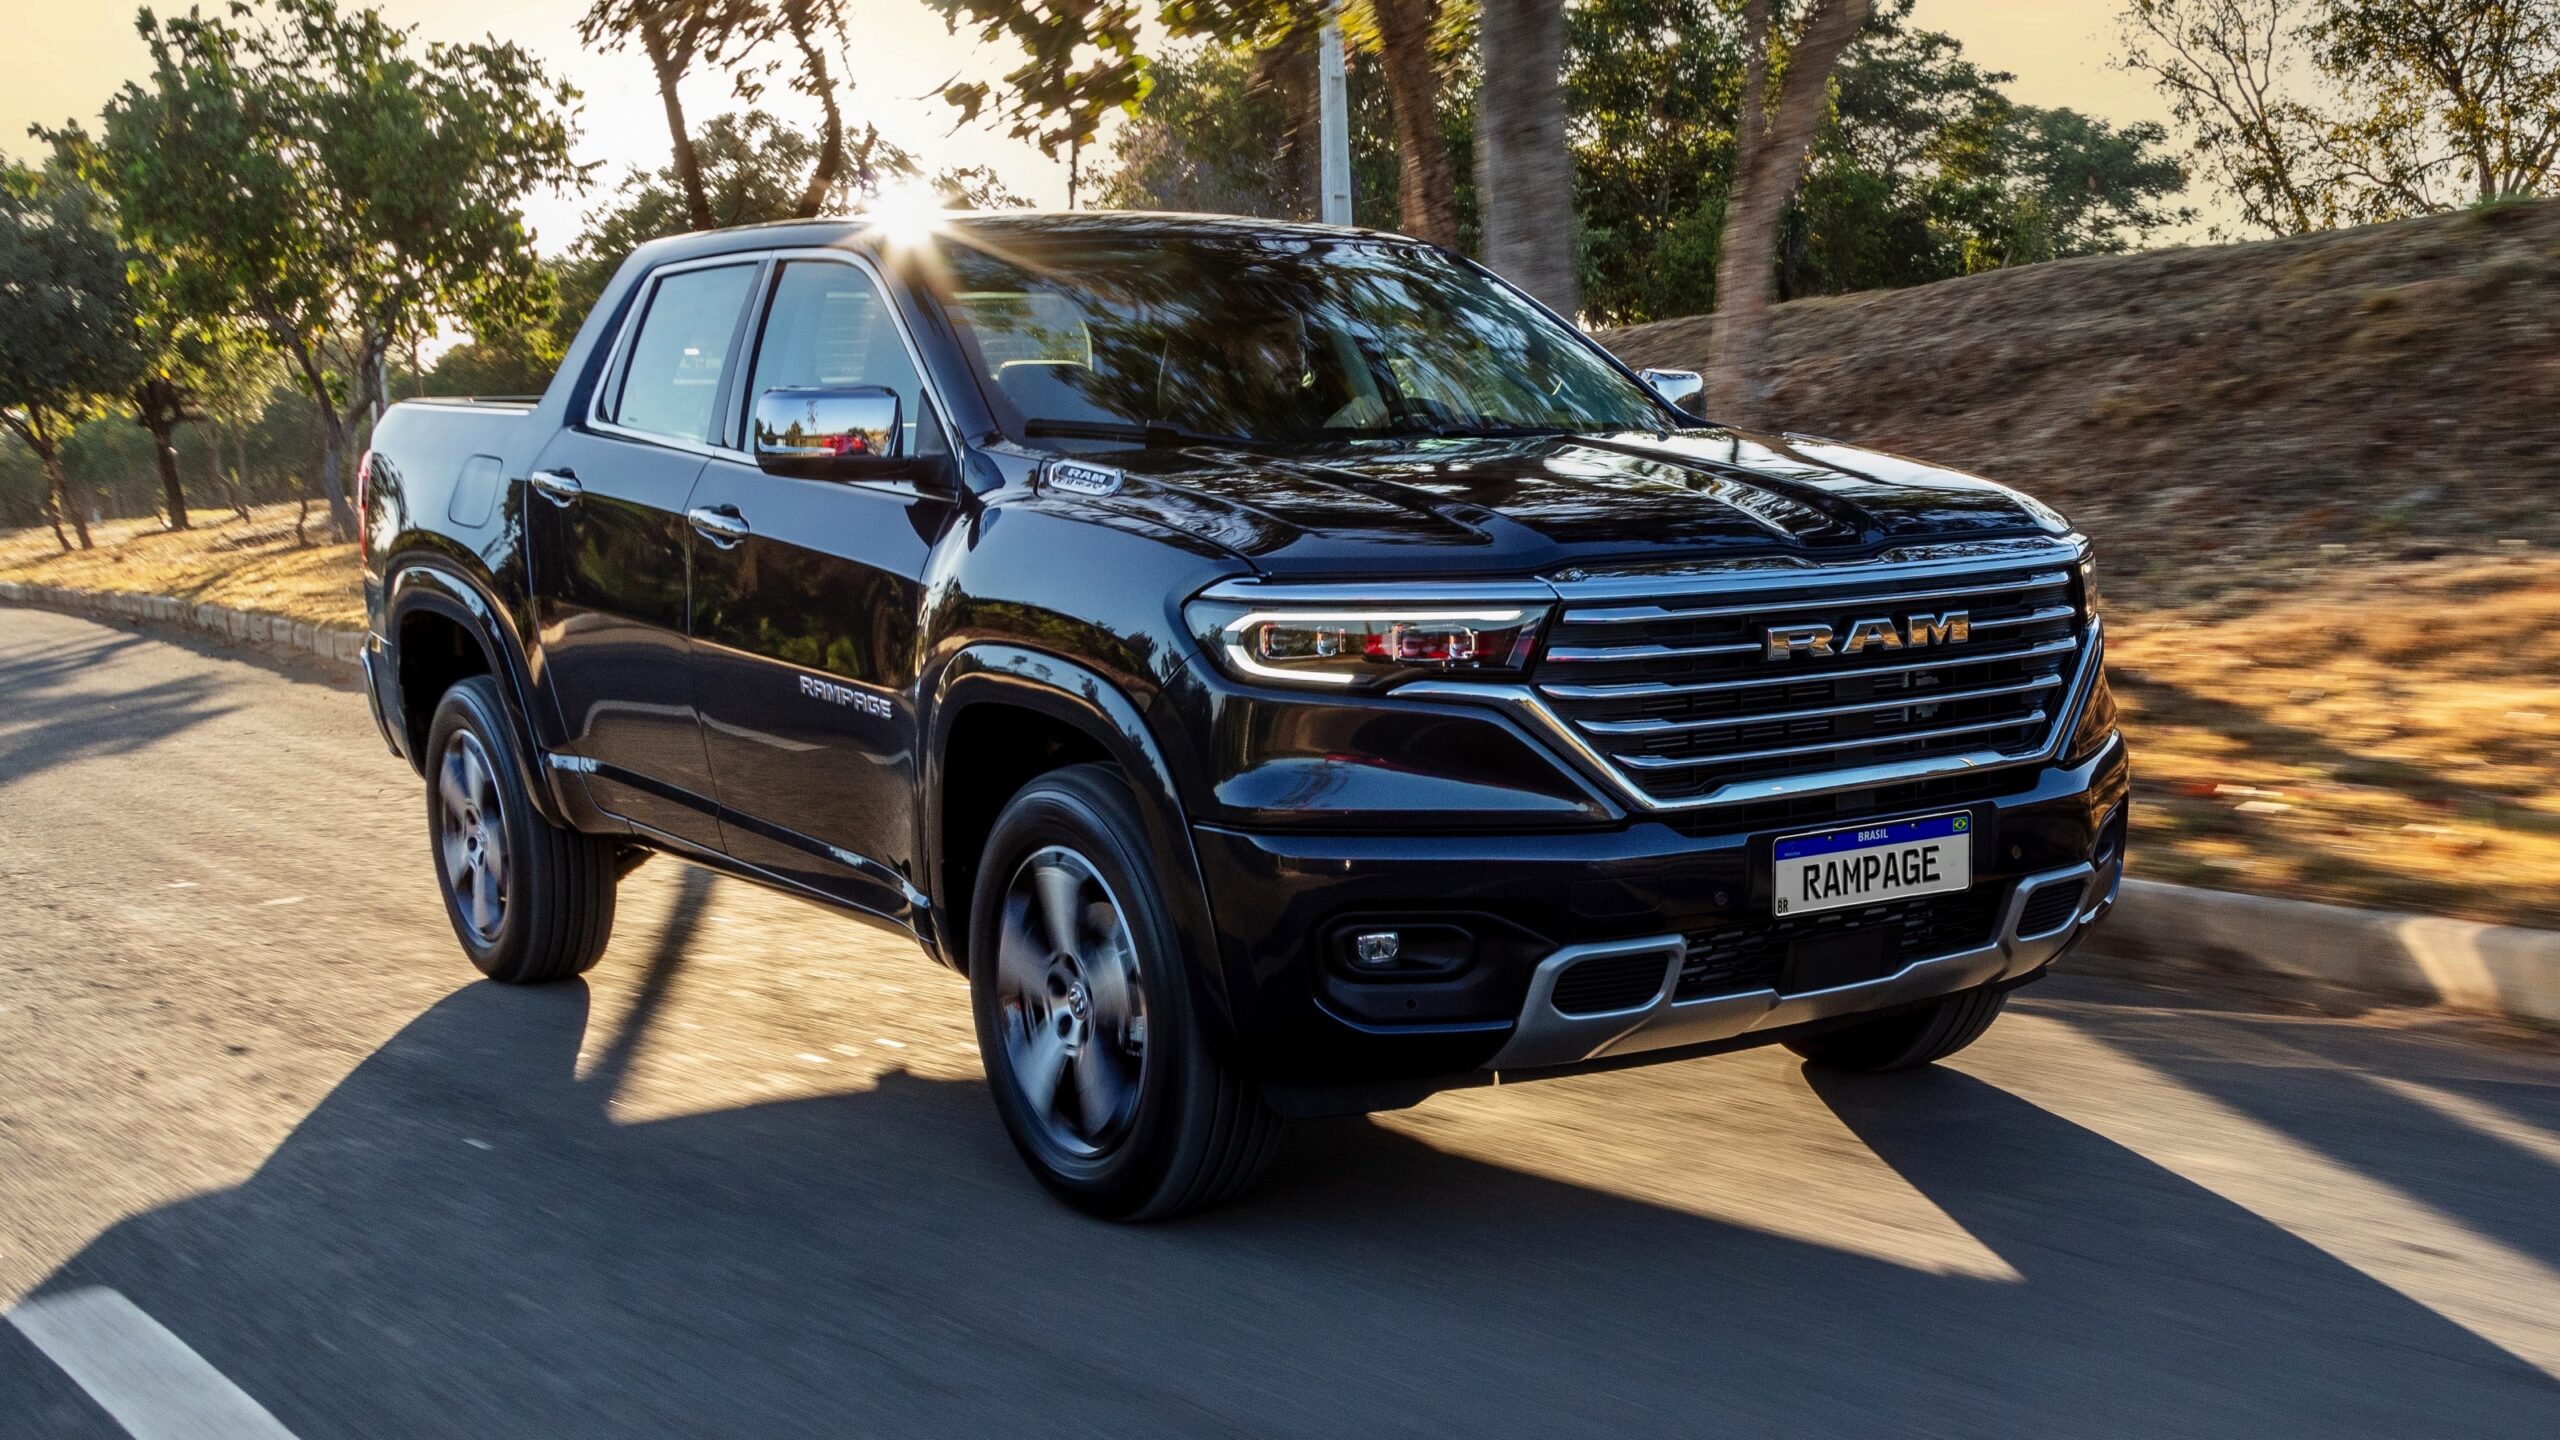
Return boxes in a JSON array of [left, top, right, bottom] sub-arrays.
[[2033, 993, 2560, 1285], [0, 627, 239, 787], [10, 961, 2557, 1436]]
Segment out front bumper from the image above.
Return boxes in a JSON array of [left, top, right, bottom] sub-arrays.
[[1190, 733, 2129, 1105], [1486, 854, 2115, 1071]]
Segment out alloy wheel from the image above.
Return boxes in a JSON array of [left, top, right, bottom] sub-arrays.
[[993, 846, 1149, 1159], [437, 730, 510, 945]]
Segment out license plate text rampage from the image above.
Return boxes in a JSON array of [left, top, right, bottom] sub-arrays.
[[1772, 812, 1973, 917]]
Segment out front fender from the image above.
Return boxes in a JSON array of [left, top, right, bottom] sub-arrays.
[[924, 643, 1234, 1034]]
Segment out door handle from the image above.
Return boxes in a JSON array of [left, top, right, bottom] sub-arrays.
[[529, 469, 583, 506], [687, 505, 751, 547]]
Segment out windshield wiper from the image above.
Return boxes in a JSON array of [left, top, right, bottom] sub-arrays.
[[1022, 418, 1264, 448], [1384, 420, 1585, 440]]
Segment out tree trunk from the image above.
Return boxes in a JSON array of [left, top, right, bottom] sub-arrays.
[[150, 416, 190, 531], [228, 434, 251, 522], [641, 16, 714, 231], [1369, 0, 1461, 248], [1704, 0, 1870, 429], [785, 2, 847, 218], [314, 404, 354, 542], [1476, 0, 1578, 316], [41, 446, 89, 551]]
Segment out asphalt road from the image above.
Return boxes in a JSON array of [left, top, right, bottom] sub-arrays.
[[3, 604, 2558, 1438]]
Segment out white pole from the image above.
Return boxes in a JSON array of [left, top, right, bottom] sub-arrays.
[[1317, 10, 1352, 225]]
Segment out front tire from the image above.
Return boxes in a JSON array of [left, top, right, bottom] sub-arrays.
[[968, 764, 1279, 1220], [425, 676, 618, 984], [1784, 984, 2007, 1072]]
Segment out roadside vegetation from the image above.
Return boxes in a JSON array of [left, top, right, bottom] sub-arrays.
[[0, 503, 359, 630]]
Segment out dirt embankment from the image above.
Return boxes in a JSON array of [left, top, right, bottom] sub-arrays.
[[1604, 201, 2560, 606]]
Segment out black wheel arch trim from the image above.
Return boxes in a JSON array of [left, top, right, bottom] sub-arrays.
[[924, 643, 1235, 1029], [381, 556, 582, 832]]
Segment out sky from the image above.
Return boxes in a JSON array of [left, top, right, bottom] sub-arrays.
[[0, 0, 2190, 251]]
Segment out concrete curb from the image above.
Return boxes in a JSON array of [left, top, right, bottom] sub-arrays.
[[2081, 877, 2560, 1029], [0, 578, 362, 671]]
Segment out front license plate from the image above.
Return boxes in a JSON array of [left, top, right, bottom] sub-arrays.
[[1772, 812, 1973, 917]]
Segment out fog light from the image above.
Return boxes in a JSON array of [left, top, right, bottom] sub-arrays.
[[1329, 922, 1474, 979]]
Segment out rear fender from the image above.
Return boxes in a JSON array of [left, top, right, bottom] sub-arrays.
[[383, 559, 589, 832]]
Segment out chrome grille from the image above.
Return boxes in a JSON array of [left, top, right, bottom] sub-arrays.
[[1535, 560, 2086, 805]]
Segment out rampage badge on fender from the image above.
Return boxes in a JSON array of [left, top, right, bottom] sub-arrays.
[[1043, 459, 1124, 497]]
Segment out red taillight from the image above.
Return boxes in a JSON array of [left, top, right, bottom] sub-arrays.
[[354, 449, 374, 560]]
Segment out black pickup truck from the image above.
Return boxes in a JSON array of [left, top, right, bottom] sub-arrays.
[[359, 212, 2128, 1218]]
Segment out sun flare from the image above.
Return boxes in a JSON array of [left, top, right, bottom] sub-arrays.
[[863, 180, 949, 249]]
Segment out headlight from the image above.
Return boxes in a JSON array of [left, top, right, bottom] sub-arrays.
[[1185, 600, 1550, 689], [2077, 550, 2102, 620]]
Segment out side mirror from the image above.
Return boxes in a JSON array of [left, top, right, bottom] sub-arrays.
[[1639, 367, 1704, 417], [752, 385, 951, 489]]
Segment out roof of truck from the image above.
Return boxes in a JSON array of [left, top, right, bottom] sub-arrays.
[[627, 210, 1427, 267]]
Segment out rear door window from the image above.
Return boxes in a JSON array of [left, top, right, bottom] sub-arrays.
[[607, 263, 757, 443]]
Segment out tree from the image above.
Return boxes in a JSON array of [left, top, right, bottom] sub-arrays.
[[2307, 0, 2560, 212], [71, 0, 583, 540], [2120, 0, 2560, 234], [2118, 0, 2327, 233], [558, 110, 925, 328], [1705, 0, 1873, 426], [1362, 0, 1464, 246], [579, 1, 757, 232], [0, 163, 138, 551], [1477, 0, 1576, 312], [927, 0, 1153, 159], [583, 0, 882, 230], [932, 0, 1466, 246], [1092, 39, 1404, 222], [120, 247, 268, 531]]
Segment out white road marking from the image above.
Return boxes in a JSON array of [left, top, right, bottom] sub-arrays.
[[7, 1286, 300, 1440], [258, 897, 303, 907]]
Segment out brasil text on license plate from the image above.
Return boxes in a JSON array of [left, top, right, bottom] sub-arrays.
[[1772, 812, 1973, 917]]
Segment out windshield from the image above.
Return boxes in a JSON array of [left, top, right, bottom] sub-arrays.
[[922, 231, 1670, 445]]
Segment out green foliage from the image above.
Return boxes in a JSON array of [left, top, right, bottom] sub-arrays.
[[557, 111, 931, 325], [928, 0, 1154, 155], [62, 0, 584, 535], [0, 162, 139, 441], [422, 325, 565, 400], [1571, 0, 2189, 323], [1091, 40, 1406, 224], [2122, 0, 2560, 235]]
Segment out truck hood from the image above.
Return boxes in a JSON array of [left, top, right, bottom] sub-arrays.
[[1073, 429, 2069, 579]]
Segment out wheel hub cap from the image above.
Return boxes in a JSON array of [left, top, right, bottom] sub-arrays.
[[993, 846, 1148, 1160]]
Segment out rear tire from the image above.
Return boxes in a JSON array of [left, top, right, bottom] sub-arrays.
[[425, 676, 618, 984], [1785, 984, 2006, 1072], [968, 764, 1279, 1220]]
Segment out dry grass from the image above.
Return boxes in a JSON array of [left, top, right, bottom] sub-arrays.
[[0, 503, 362, 630], [2112, 552, 2560, 930], [1604, 200, 2560, 609]]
